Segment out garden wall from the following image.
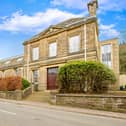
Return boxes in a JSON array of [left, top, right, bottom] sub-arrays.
[[0, 86, 32, 100], [56, 94, 126, 113]]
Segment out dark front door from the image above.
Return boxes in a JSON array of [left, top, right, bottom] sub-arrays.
[[47, 67, 58, 90]]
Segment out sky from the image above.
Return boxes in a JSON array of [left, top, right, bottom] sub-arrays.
[[0, 0, 126, 59]]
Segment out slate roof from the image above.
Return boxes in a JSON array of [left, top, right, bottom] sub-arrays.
[[0, 55, 24, 70]]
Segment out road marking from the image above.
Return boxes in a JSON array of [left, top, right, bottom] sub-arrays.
[[0, 109, 16, 115]]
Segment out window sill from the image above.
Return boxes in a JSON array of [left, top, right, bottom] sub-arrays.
[[68, 51, 82, 56], [48, 56, 57, 59], [31, 59, 40, 62]]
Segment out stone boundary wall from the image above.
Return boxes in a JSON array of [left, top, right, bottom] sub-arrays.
[[22, 86, 32, 98], [56, 94, 126, 113], [0, 86, 32, 100]]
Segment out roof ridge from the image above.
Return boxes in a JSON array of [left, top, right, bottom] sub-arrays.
[[54, 17, 84, 26], [0, 54, 24, 62]]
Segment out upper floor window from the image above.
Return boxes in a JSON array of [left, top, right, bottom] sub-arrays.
[[49, 42, 57, 57], [69, 35, 80, 53], [101, 44, 112, 68], [32, 47, 39, 61]]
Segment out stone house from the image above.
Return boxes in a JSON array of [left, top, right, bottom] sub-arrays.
[[0, 0, 119, 91], [0, 55, 24, 78]]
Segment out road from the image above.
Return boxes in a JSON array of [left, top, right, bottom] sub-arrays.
[[0, 101, 126, 126]]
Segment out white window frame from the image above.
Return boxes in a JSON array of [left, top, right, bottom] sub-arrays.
[[32, 47, 39, 61], [101, 44, 112, 68], [49, 42, 57, 57], [32, 70, 39, 83], [69, 35, 80, 53]]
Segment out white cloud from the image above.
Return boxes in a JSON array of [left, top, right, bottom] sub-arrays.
[[99, 0, 126, 12], [51, 0, 89, 10], [99, 24, 120, 39], [51, 0, 126, 12], [0, 9, 81, 33], [115, 15, 126, 21]]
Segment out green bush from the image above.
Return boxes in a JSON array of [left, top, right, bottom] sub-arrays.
[[22, 78, 30, 90], [58, 61, 116, 93]]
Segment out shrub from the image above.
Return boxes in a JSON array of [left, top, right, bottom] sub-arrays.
[[0, 78, 7, 91], [58, 61, 116, 93], [6, 77, 22, 91], [22, 78, 30, 90], [0, 76, 22, 91]]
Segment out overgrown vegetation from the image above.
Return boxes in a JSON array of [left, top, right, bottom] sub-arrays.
[[120, 43, 126, 74], [0, 77, 30, 91], [58, 61, 116, 93]]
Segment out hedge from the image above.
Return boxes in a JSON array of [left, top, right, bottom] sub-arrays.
[[58, 61, 116, 93], [0, 77, 30, 91]]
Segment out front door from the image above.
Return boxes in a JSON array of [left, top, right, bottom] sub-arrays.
[[47, 67, 58, 90]]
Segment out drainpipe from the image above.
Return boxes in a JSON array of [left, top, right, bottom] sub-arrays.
[[94, 24, 99, 60], [27, 44, 30, 81], [84, 23, 87, 61], [84, 23, 88, 92]]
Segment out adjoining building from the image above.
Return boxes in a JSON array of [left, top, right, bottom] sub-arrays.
[[0, 55, 24, 78], [0, 0, 119, 91]]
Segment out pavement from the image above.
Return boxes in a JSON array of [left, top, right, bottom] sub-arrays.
[[0, 98, 126, 120]]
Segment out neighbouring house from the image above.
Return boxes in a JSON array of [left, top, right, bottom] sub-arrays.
[[0, 55, 24, 77], [0, 0, 119, 91]]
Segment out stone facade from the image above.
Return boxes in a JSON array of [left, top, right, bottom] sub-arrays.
[[99, 38, 120, 89], [0, 0, 120, 91], [120, 74, 126, 86], [99, 38, 119, 76]]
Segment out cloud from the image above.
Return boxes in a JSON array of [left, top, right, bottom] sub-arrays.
[[99, 0, 126, 12], [115, 15, 126, 21], [51, 0, 89, 10], [99, 24, 120, 40], [51, 0, 126, 12], [0, 9, 81, 33]]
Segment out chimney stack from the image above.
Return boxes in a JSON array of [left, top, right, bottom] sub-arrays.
[[88, 0, 98, 16]]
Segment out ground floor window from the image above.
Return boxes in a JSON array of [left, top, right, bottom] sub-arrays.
[[32, 70, 39, 83]]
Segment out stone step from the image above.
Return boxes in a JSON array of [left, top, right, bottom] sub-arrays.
[[24, 91, 51, 103]]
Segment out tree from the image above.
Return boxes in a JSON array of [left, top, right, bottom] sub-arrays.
[[120, 30, 126, 44]]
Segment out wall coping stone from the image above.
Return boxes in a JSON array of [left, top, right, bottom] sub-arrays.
[[56, 94, 126, 98]]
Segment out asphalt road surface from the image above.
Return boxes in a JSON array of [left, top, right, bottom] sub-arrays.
[[0, 101, 126, 126]]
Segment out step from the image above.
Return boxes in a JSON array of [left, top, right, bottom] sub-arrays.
[[24, 91, 51, 103]]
